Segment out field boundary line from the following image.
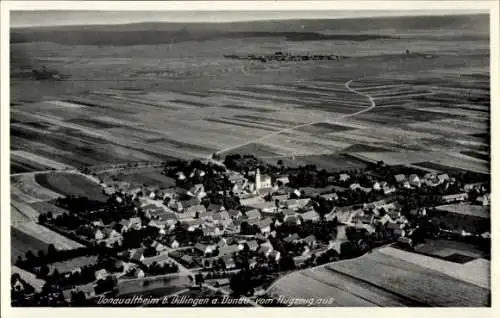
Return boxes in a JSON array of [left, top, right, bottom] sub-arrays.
[[213, 78, 377, 157]]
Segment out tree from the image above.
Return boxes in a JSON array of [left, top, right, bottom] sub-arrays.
[[39, 264, 50, 278], [37, 250, 45, 260], [25, 250, 36, 263], [71, 291, 87, 305], [378, 207, 386, 217], [38, 214, 46, 224], [194, 273, 204, 286], [47, 244, 57, 260]]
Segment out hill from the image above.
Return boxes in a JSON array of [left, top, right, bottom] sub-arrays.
[[10, 14, 488, 46]]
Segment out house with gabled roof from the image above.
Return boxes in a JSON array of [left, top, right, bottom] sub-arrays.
[[258, 242, 274, 257], [275, 176, 290, 186], [245, 209, 262, 220], [351, 214, 374, 224], [257, 218, 273, 233], [180, 197, 201, 210], [302, 235, 317, 247], [300, 210, 320, 222], [149, 218, 174, 232], [180, 255, 195, 267], [320, 193, 339, 201], [283, 233, 300, 244], [437, 173, 450, 184], [272, 194, 289, 203], [378, 214, 396, 225], [225, 222, 240, 234], [151, 240, 167, 253], [441, 193, 468, 203], [167, 237, 180, 249], [221, 255, 236, 269], [386, 222, 405, 232], [382, 184, 395, 194], [198, 209, 214, 220], [284, 215, 301, 225], [269, 250, 281, 262], [130, 247, 146, 262], [94, 269, 109, 281], [102, 228, 121, 239], [409, 174, 421, 187], [219, 244, 240, 256], [339, 173, 351, 182], [78, 226, 104, 241], [349, 183, 361, 191], [119, 217, 142, 232], [203, 224, 223, 237], [207, 203, 225, 213], [246, 240, 259, 252], [248, 258, 258, 269], [183, 218, 204, 231], [394, 174, 407, 183], [143, 252, 170, 267], [227, 209, 243, 219], [68, 283, 96, 301], [185, 204, 206, 218], [187, 184, 206, 199], [255, 233, 267, 242], [328, 239, 349, 255]]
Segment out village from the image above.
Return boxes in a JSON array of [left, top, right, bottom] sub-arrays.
[[223, 51, 347, 63], [11, 154, 491, 306]]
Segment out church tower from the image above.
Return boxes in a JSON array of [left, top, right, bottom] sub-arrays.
[[256, 168, 262, 190]]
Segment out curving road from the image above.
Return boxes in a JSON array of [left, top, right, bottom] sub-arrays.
[[212, 78, 377, 158]]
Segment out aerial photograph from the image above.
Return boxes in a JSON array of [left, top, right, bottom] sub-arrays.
[[9, 9, 491, 307]]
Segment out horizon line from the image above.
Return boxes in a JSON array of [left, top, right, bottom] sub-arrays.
[[10, 10, 488, 29]]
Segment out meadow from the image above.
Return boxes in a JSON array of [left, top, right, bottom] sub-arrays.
[[269, 247, 490, 307], [34, 172, 108, 202], [10, 15, 489, 176]]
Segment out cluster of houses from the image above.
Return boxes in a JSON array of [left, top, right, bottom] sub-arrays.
[[78, 217, 143, 247], [393, 172, 453, 189], [224, 51, 345, 62], [31, 157, 490, 305]]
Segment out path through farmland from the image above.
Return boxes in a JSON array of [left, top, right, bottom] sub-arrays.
[[212, 78, 377, 157]]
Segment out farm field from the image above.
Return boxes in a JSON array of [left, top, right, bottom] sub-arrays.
[[260, 153, 367, 172], [11, 200, 40, 224], [34, 172, 108, 202], [48, 255, 99, 275], [12, 221, 84, 260], [10, 15, 490, 174], [97, 167, 176, 189], [11, 226, 50, 263], [11, 174, 63, 203], [12, 266, 47, 293], [378, 246, 490, 289], [347, 151, 489, 174], [11, 150, 74, 173], [412, 239, 487, 260], [269, 247, 490, 307], [8, 13, 491, 308], [29, 201, 70, 217]]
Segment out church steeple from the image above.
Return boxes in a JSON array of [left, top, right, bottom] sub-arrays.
[[256, 168, 262, 190]]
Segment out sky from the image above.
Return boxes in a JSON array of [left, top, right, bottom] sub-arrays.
[[10, 10, 487, 28]]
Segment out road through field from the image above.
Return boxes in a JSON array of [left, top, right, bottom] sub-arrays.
[[213, 78, 377, 157]]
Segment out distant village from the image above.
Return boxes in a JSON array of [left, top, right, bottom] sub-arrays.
[[224, 51, 347, 62], [12, 154, 490, 306]]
